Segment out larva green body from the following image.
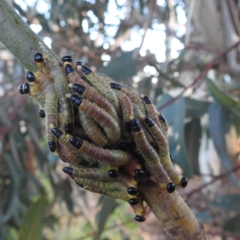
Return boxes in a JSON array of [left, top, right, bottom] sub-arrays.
[[79, 111, 110, 148], [70, 95, 120, 144], [144, 116, 188, 188], [34, 53, 74, 134], [77, 64, 121, 115]]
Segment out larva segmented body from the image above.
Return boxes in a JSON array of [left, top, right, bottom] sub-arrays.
[[51, 128, 95, 166], [110, 83, 146, 114], [34, 53, 74, 134], [69, 136, 132, 166], [65, 64, 92, 88], [77, 64, 121, 115], [131, 119, 175, 193], [70, 95, 120, 144], [79, 111, 110, 148], [144, 116, 188, 188], [70, 83, 118, 120]]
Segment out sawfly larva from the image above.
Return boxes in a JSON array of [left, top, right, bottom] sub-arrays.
[[77, 64, 121, 115], [69, 136, 132, 166], [70, 94, 120, 144], [34, 53, 74, 134], [70, 82, 118, 120], [79, 111, 110, 148], [131, 118, 175, 193], [144, 116, 188, 188]]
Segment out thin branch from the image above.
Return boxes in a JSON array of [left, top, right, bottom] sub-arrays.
[[157, 40, 240, 111]]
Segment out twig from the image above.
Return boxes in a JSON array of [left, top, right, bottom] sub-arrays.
[[157, 39, 240, 111], [185, 164, 240, 199]]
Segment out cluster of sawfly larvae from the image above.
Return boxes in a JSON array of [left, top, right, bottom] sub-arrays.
[[18, 53, 188, 222]]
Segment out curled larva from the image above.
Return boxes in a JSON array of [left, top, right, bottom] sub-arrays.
[[70, 83, 118, 120], [70, 94, 120, 144], [131, 118, 175, 193], [34, 53, 74, 134], [51, 127, 95, 166], [110, 83, 146, 114], [144, 116, 188, 188], [69, 136, 132, 167], [77, 64, 121, 115], [79, 111, 111, 148]]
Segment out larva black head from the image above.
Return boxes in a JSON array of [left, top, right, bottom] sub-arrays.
[[145, 116, 154, 128], [25, 71, 35, 82], [62, 167, 73, 176], [65, 123, 73, 134], [135, 170, 146, 179], [159, 114, 166, 123], [62, 56, 73, 62], [81, 65, 92, 75], [39, 109, 45, 118], [72, 83, 86, 95], [34, 53, 44, 62], [181, 177, 188, 188], [108, 170, 119, 178], [131, 119, 141, 132], [167, 182, 175, 193], [142, 95, 152, 104], [127, 187, 138, 195], [119, 142, 128, 152], [110, 83, 122, 90], [103, 142, 112, 149], [125, 121, 132, 133], [48, 141, 56, 152], [65, 64, 74, 75], [129, 198, 139, 205], [70, 94, 83, 107], [135, 215, 145, 222], [51, 128, 63, 139], [19, 83, 30, 94], [75, 61, 83, 66], [69, 137, 83, 149]]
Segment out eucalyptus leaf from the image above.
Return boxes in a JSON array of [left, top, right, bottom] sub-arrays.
[[96, 196, 119, 239], [208, 102, 240, 188], [18, 196, 49, 240], [98, 51, 141, 81]]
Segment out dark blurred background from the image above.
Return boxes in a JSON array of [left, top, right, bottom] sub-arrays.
[[1, 0, 240, 239]]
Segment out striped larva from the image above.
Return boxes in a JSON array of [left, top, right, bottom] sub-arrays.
[[70, 83, 119, 120], [63, 166, 138, 193], [144, 116, 188, 188], [76, 64, 121, 115], [64, 64, 92, 88], [131, 118, 175, 193], [72, 176, 139, 205], [34, 53, 74, 134], [70, 94, 120, 144], [79, 111, 111, 148], [51, 128, 95, 166], [110, 83, 146, 114], [69, 136, 132, 167]]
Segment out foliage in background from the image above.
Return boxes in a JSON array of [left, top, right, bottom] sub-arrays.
[[1, 0, 240, 239]]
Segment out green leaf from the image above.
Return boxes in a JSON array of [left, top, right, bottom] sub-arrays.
[[18, 196, 49, 240], [98, 51, 141, 81], [211, 194, 240, 211], [184, 118, 201, 175], [206, 78, 239, 112], [195, 212, 212, 223], [185, 98, 209, 118], [156, 94, 192, 177], [96, 196, 119, 239], [223, 214, 240, 234], [208, 102, 240, 188]]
